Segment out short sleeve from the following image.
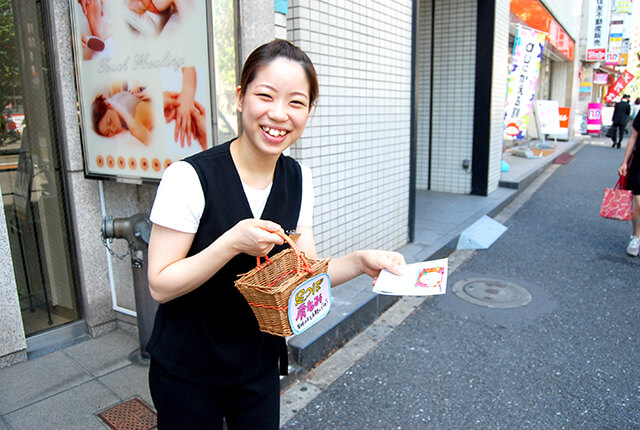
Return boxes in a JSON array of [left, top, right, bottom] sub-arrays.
[[297, 164, 314, 227], [633, 112, 640, 132], [149, 161, 204, 233]]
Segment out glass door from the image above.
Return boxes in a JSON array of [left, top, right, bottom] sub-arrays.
[[0, 0, 80, 336]]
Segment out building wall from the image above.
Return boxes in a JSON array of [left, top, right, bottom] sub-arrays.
[[0, 194, 27, 366], [487, 0, 511, 192], [541, 0, 583, 40], [286, 0, 412, 257], [416, 0, 432, 190]]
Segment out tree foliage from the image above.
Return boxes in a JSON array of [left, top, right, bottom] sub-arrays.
[[0, 0, 21, 146]]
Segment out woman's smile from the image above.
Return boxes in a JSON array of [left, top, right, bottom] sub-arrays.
[[261, 126, 288, 138], [237, 57, 311, 157]]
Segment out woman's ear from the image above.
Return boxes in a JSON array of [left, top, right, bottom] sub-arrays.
[[235, 86, 243, 113]]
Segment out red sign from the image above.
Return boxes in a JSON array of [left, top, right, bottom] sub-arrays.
[[510, 0, 575, 61], [558, 107, 570, 130], [587, 49, 606, 61], [604, 70, 635, 103]]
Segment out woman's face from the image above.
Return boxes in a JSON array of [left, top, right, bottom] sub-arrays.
[[237, 57, 312, 158], [97, 106, 123, 137]]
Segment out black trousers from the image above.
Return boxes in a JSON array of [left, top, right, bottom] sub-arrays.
[[612, 123, 626, 146], [149, 359, 280, 430]]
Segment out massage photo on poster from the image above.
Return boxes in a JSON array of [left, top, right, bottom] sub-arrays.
[[70, 0, 214, 182]]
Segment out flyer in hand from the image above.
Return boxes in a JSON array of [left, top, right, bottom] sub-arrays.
[[373, 258, 448, 296]]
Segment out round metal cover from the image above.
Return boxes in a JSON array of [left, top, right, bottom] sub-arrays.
[[452, 278, 532, 309]]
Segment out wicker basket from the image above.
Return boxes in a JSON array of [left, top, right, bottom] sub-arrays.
[[235, 231, 330, 336]]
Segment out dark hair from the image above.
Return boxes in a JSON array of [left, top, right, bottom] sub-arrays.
[[92, 94, 127, 135], [239, 39, 318, 110], [92, 95, 109, 134]]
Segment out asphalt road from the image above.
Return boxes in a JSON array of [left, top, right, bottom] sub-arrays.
[[281, 140, 640, 429]]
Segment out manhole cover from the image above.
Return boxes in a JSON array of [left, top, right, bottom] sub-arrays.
[[452, 278, 532, 309], [97, 397, 156, 430]]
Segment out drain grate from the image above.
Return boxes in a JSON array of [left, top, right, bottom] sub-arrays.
[[97, 397, 157, 430], [452, 278, 532, 309]]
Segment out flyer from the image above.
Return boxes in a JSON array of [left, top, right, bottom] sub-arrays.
[[373, 258, 448, 296]]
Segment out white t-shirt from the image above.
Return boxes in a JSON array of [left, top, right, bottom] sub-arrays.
[[150, 160, 314, 233]]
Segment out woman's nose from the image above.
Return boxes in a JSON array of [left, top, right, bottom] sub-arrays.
[[267, 102, 288, 122]]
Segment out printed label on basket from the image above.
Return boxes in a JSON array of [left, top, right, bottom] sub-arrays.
[[288, 273, 331, 335]]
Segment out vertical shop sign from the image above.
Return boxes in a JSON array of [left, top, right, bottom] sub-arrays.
[[503, 26, 546, 141], [70, 2, 214, 182], [608, 15, 624, 64], [586, 0, 612, 61], [587, 103, 603, 134], [580, 82, 593, 93], [604, 70, 635, 103], [615, 0, 631, 13]]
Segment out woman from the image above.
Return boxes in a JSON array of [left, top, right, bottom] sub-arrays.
[[91, 84, 154, 145], [146, 39, 405, 429], [618, 110, 640, 256]]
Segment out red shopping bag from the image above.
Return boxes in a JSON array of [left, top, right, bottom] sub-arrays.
[[600, 176, 633, 221]]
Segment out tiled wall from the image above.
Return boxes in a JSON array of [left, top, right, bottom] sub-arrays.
[[415, 0, 432, 190], [286, 0, 412, 257], [488, 0, 510, 192], [416, 0, 507, 194], [420, 0, 477, 194], [275, 10, 287, 39]]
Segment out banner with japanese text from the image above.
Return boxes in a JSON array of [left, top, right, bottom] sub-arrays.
[[604, 70, 635, 103], [70, 1, 214, 182], [586, 0, 612, 61], [503, 26, 546, 141]]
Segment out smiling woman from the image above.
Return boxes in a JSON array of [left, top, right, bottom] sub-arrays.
[[145, 39, 405, 429]]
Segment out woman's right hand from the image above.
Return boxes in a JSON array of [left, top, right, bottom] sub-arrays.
[[619, 162, 628, 177], [225, 219, 285, 257]]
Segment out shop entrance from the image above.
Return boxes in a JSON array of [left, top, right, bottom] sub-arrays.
[[0, 1, 80, 337]]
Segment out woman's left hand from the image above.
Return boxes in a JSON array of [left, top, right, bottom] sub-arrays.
[[358, 250, 406, 285]]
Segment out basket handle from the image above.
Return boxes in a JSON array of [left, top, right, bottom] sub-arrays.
[[255, 230, 313, 275]]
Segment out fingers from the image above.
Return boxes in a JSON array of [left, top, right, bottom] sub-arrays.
[[229, 219, 285, 256], [193, 100, 205, 114], [378, 252, 406, 276], [361, 250, 406, 279]]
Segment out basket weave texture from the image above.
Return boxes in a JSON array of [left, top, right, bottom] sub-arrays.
[[235, 233, 330, 337]]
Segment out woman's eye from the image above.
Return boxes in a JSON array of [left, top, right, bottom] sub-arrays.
[[291, 100, 306, 107], [257, 93, 272, 100]]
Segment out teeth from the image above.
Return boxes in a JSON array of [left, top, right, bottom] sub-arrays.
[[262, 126, 287, 137]]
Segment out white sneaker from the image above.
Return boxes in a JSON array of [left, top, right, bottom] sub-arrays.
[[627, 235, 640, 256]]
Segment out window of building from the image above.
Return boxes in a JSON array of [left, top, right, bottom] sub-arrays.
[[0, 0, 80, 336]]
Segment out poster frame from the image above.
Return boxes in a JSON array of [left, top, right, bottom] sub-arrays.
[[68, 0, 219, 185]]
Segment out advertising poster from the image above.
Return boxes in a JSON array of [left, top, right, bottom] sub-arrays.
[[586, 0, 612, 62], [604, 69, 635, 103], [70, 0, 214, 182], [503, 25, 546, 141], [587, 103, 602, 134], [534, 100, 562, 135]]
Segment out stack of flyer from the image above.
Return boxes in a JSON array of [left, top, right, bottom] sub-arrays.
[[373, 258, 448, 296]]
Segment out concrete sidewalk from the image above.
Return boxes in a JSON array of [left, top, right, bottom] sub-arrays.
[[0, 137, 583, 429]]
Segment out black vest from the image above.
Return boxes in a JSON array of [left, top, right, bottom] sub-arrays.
[[146, 141, 302, 386]]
